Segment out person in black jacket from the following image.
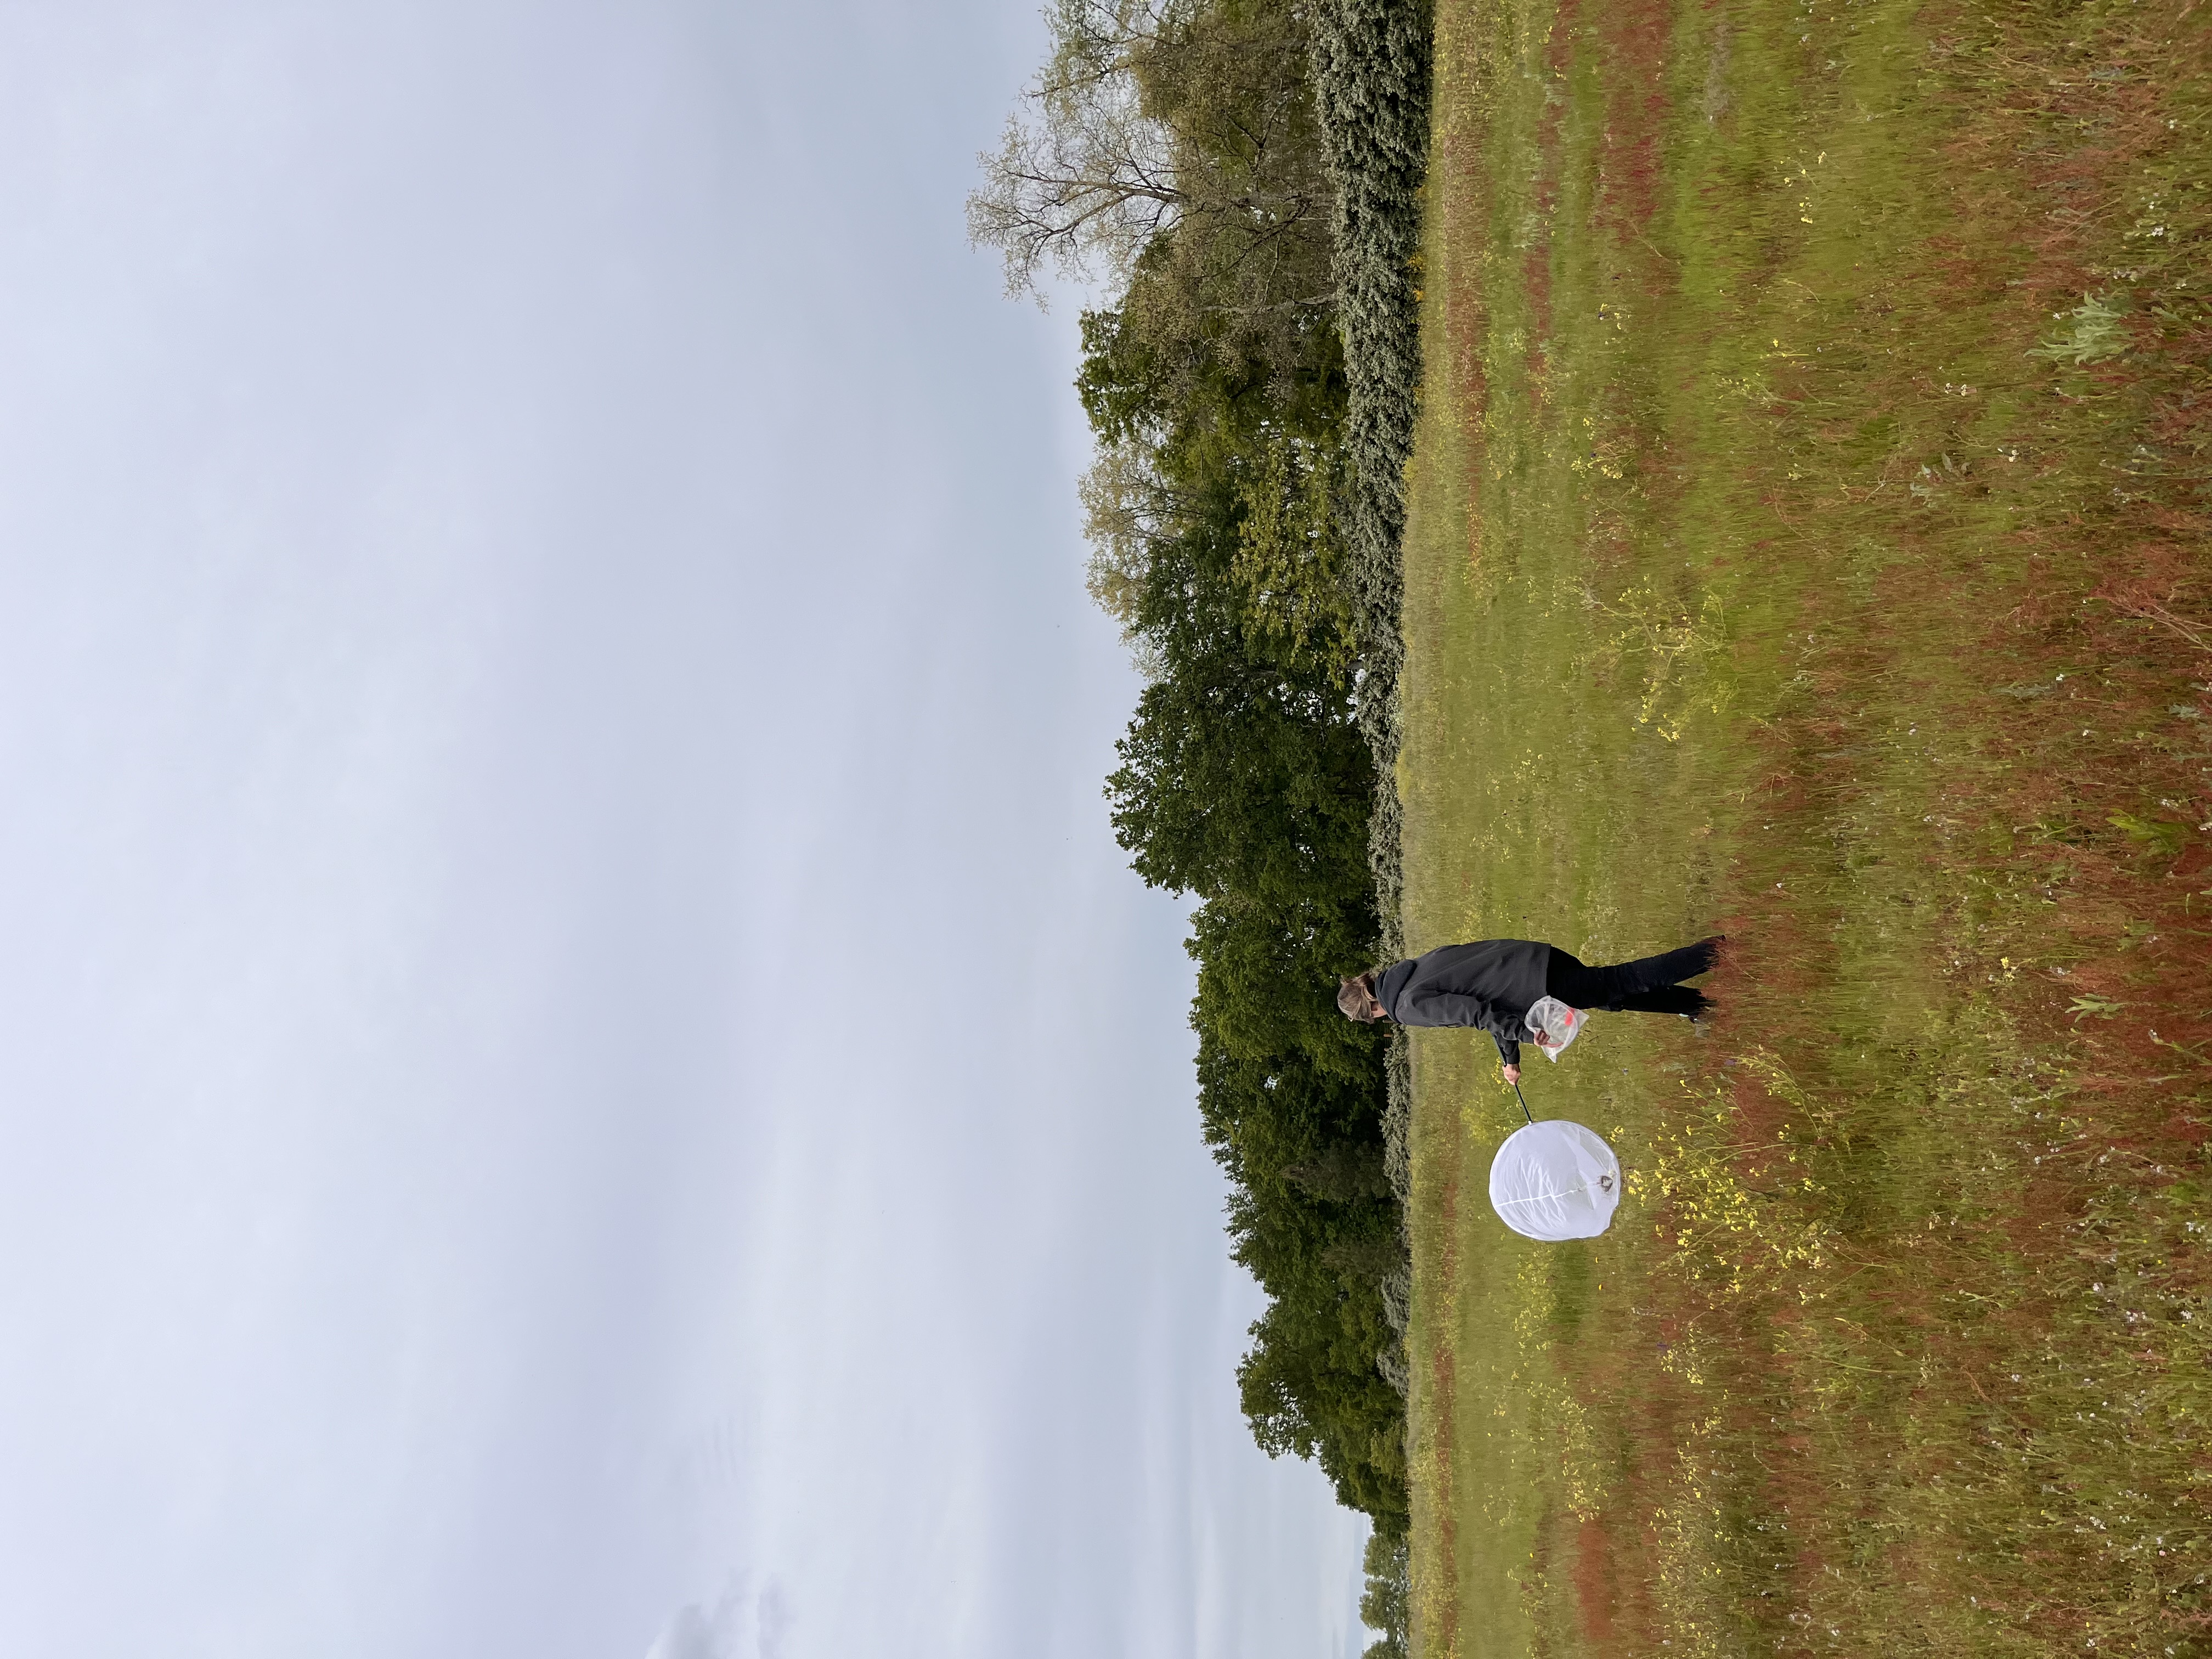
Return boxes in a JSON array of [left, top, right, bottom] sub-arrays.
[[1336, 936, 1722, 1082]]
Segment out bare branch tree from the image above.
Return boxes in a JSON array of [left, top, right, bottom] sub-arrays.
[[967, 0, 1186, 302], [977, 0, 1344, 673]]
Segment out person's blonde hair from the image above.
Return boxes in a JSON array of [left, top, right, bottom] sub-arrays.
[[1336, 973, 1382, 1023]]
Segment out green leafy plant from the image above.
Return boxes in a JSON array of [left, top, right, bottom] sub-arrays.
[[2029, 291, 2131, 365], [2109, 810, 2188, 859]]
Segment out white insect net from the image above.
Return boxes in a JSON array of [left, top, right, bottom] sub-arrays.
[[1487, 1119, 1622, 1240]]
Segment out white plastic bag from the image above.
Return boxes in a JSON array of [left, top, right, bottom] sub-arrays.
[[1524, 996, 1584, 1061], [1487, 1120, 1622, 1240]]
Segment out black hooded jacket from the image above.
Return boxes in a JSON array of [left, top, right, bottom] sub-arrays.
[[1373, 939, 1552, 1067]]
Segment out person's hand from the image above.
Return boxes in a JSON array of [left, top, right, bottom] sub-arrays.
[[1502, 1063, 1521, 1085]]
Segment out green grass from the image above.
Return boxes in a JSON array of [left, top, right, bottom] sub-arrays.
[[1397, 0, 2212, 1653]]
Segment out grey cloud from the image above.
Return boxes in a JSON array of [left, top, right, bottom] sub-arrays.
[[757, 1579, 793, 1659], [648, 1604, 726, 1659], [646, 1577, 788, 1659]]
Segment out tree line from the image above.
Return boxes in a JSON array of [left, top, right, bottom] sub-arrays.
[[972, 0, 1431, 1611]]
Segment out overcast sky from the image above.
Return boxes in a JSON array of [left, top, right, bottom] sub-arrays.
[[0, 3, 1370, 1656]]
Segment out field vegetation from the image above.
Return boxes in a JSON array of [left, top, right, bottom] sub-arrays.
[[1398, 0, 2212, 1654]]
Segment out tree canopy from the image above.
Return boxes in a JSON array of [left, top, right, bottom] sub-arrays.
[[973, 0, 1414, 1561]]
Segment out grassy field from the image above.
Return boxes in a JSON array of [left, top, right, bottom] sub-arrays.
[[1396, 0, 2212, 1654]]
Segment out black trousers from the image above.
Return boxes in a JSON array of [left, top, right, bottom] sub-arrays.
[[1545, 937, 1721, 1018]]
